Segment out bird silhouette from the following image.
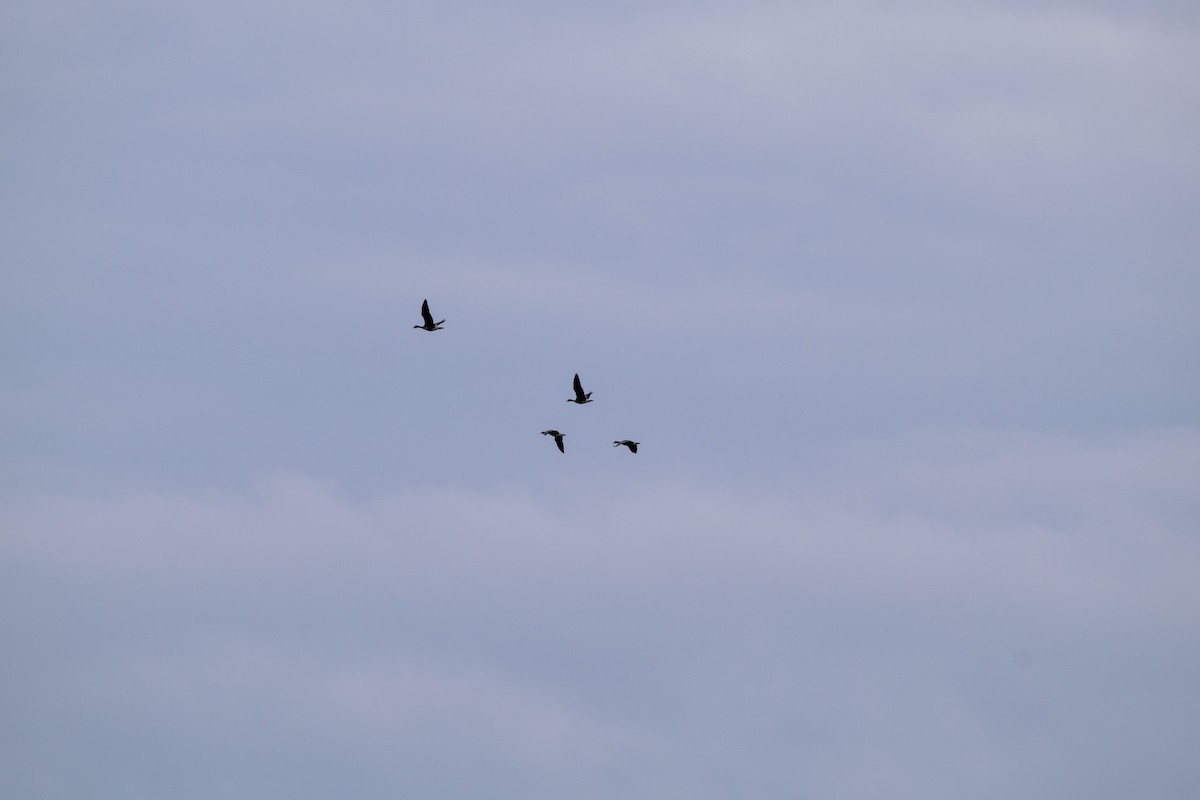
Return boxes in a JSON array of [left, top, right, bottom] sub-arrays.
[[567, 373, 593, 404], [541, 430, 566, 453], [613, 440, 639, 453], [413, 299, 444, 331]]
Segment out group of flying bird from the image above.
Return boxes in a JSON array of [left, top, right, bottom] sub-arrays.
[[415, 299, 640, 456]]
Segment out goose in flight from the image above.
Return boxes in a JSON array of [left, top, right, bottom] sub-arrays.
[[613, 440, 639, 454], [567, 373, 593, 404], [541, 430, 566, 453], [413, 299, 444, 331]]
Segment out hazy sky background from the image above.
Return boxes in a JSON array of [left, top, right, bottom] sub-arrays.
[[2, 1, 1198, 797]]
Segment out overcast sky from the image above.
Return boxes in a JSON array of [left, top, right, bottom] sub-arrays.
[[2, 1, 1198, 798]]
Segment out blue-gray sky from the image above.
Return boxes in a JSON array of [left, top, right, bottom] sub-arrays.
[[2, 2, 1198, 798]]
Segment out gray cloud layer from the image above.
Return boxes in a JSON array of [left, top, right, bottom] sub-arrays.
[[4, 0, 1197, 493], [2, 1, 1198, 797], [3, 430, 1198, 798]]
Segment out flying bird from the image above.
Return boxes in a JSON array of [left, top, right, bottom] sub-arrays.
[[613, 440, 639, 453], [541, 430, 566, 453], [567, 373, 593, 404], [413, 299, 444, 331]]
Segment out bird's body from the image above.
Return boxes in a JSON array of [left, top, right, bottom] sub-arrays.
[[541, 430, 566, 453], [413, 299, 444, 331], [613, 440, 639, 453], [567, 373, 593, 404]]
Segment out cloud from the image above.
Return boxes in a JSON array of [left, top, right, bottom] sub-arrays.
[[2, 4, 1198, 795], [3, 426, 1197, 798], [4, 1, 1196, 498]]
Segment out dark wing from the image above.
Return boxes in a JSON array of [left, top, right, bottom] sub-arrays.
[[420, 299, 435, 327], [555, 435, 565, 453], [573, 373, 585, 401], [628, 442, 638, 453]]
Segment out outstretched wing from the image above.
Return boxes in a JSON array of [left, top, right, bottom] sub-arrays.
[[420, 299, 435, 327], [555, 435, 565, 453], [573, 373, 585, 400]]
